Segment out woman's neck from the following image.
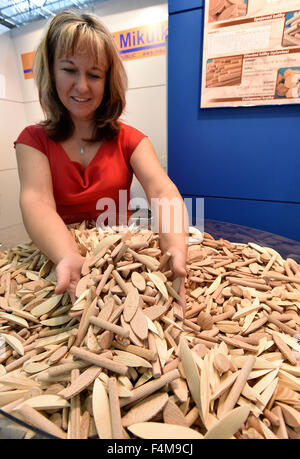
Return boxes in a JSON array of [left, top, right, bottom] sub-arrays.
[[72, 119, 95, 141]]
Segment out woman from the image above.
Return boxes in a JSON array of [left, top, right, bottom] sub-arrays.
[[15, 11, 187, 306]]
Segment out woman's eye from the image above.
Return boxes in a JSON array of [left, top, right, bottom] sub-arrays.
[[62, 68, 75, 73], [89, 74, 101, 79]]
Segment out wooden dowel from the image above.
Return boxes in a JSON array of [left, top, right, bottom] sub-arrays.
[[148, 331, 161, 378], [120, 369, 180, 408], [69, 369, 81, 439], [264, 272, 300, 285], [108, 377, 124, 439], [89, 316, 130, 338], [112, 340, 157, 361], [95, 264, 114, 296], [15, 403, 67, 439], [112, 270, 130, 295], [69, 347, 128, 375], [185, 406, 199, 427], [267, 315, 297, 337], [5, 350, 38, 372], [263, 408, 280, 427], [227, 277, 271, 291]]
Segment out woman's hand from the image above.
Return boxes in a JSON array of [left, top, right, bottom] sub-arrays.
[[167, 245, 187, 314], [159, 240, 187, 315], [55, 253, 85, 303]]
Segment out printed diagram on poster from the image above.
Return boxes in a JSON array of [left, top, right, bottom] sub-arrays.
[[201, 1, 300, 107]]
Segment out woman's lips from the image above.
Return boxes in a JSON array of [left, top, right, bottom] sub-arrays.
[[71, 96, 91, 102]]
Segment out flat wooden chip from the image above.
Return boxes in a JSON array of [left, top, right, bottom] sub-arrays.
[[48, 345, 68, 364], [0, 389, 31, 406], [59, 367, 102, 399], [39, 259, 53, 278], [200, 354, 210, 427], [0, 364, 6, 376], [0, 332, 24, 356], [128, 422, 203, 439], [92, 235, 120, 257], [154, 335, 168, 368], [205, 274, 222, 296], [31, 294, 63, 317], [145, 315, 159, 335], [163, 399, 187, 426], [135, 369, 153, 388], [35, 330, 74, 348], [23, 360, 50, 374], [123, 288, 140, 322], [122, 392, 168, 427], [232, 356, 282, 370], [148, 272, 168, 300], [256, 377, 279, 411], [143, 305, 167, 321], [252, 369, 279, 394], [75, 274, 91, 298], [41, 315, 71, 327], [170, 378, 188, 403], [92, 378, 112, 439], [15, 394, 70, 410], [276, 402, 300, 427], [179, 338, 204, 425], [131, 272, 146, 292], [204, 406, 250, 439], [232, 297, 260, 320], [0, 312, 29, 328], [130, 308, 148, 340], [113, 350, 152, 368]]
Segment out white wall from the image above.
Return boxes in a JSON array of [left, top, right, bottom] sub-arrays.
[[0, 28, 27, 231], [0, 0, 167, 237]]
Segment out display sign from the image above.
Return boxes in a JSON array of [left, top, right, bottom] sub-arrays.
[[201, 0, 300, 108], [113, 21, 168, 61], [21, 21, 168, 79]]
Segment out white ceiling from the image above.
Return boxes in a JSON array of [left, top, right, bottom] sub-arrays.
[[0, 0, 108, 29]]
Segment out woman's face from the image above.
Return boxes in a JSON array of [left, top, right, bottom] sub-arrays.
[[53, 43, 107, 123]]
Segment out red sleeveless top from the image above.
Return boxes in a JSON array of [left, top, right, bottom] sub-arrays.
[[14, 123, 146, 225]]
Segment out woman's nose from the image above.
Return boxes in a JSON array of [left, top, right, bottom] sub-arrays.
[[75, 73, 89, 92]]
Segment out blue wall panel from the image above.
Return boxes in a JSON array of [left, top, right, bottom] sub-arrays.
[[183, 195, 300, 242], [168, 4, 300, 241], [169, 0, 203, 13]]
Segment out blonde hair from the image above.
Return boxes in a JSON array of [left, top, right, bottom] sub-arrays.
[[33, 10, 128, 141]]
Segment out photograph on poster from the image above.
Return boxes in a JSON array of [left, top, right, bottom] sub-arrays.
[[208, 0, 248, 23], [282, 11, 300, 47], [275, 67, 300, 99]]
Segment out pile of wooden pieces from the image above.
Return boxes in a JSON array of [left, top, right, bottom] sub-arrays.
[[0, 223, 300, 439], [209, 0, 247, 23], [206, 57, 243, 88], [283, 12, 300, 47]]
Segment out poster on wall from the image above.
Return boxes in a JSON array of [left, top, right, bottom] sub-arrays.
[[201, 0, 300, 108]]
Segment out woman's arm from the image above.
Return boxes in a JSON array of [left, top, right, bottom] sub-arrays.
[[15, 143, 84, 301], [130, 138, 188, 309]]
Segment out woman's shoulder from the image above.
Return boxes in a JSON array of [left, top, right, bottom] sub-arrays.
[[116, 122, 147, 162], [22, 123, 47, 136], [119, 122, 145, 136], [15, 123, 49, 153], [118, 122, 147, 144]]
